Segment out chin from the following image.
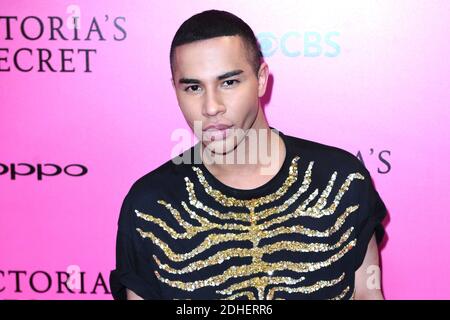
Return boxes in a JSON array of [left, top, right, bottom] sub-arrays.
[[202, 139, 237, 156]]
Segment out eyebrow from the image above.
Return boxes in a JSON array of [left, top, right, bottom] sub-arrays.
[[178, 69, 244, 85]]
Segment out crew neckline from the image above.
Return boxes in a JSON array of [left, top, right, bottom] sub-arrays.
[[192, 127, 294, 199]]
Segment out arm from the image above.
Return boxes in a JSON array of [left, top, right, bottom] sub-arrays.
[[126, 288, 144, 300], [354, 234, 384, 300]]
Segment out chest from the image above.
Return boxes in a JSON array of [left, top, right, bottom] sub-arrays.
[[138, 205, 357, 300]]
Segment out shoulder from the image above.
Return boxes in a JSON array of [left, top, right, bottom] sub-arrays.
[[123, 146, 195, 207], [283, 132, 366, 176], [281, 131, 374, 207]]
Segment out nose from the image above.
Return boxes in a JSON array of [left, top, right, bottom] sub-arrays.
[[202, 88, 225, 117]]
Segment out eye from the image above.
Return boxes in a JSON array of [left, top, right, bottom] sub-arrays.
[[184, 85, 202, 93], [223, 79, 240, 87]]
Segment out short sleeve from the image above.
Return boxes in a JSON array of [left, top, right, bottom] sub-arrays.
[[353, 164, 388, 271], [109, 191, 163, 300]]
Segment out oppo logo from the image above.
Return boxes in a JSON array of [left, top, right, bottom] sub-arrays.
[[0, 163, 88, 180]]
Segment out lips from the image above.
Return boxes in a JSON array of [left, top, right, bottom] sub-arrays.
[[202, 124, 233, 141], [203, 123, 232, 131]]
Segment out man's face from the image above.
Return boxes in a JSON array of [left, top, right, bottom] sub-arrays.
[[171, 35, 269, 155]]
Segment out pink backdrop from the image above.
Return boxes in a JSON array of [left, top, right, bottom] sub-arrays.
[[1, 0, 449, 299]]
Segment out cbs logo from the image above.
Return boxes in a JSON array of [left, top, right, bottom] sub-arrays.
[[257, 31, 340, 57]]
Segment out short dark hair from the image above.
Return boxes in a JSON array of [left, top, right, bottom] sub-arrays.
[[170, 9, 263, 78]]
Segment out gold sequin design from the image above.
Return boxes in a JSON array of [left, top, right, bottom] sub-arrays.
[[223, 291, 256, 300], [218, 275, 306, 296], [186, 163, 363, 223], [267, 272, 345, 300], [136, 155, 366, 299], [153, 240, 355, 296], [191, 156, 300, 210], [135, 208, 357, 262], [152, 228, 354, 274], [330, 286, 351, 300], [219, 275, 307, 300]]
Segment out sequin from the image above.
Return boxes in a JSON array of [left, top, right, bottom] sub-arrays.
[[135, 154, 366, 299], [267, 272, 345, 300], [330, 286, 351, 300]]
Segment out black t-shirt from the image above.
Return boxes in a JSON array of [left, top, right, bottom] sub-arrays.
[[109, 127, 387, 300]]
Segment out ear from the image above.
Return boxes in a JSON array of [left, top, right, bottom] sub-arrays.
[[257, 62, 269, 98]]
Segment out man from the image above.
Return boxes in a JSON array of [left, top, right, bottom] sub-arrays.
[[110, 9, 387, 300]]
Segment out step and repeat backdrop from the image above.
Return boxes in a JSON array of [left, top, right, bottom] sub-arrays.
[[1, 0, 449, 299]]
